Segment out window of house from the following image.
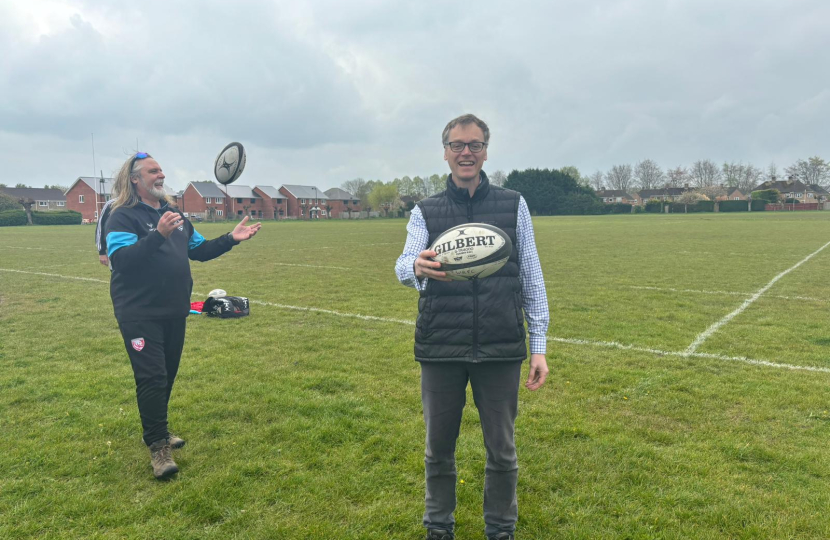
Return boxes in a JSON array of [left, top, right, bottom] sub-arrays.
[[322, 210, 327, 216], [251, 210, 256, 216], [217, 210, 223, 216], [299, 198, 305, 204], [56, 201, 65, 207], [251, 198, 256, 204], [94, 211, 99, 219], [237, 210, 243, 215], [38, 201, 48, 206], [734, 197, 740, 200], [79, 195, 85, 203], [343, 200, 349, 204], [796, 193, 803, 197], [237, 198, 243, 203], [216, 197, 223, 203], [276, 199, 282, 204], [206, 197, 212, 203]]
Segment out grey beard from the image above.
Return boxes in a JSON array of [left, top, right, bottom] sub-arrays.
[[148, 185, 166, 199]]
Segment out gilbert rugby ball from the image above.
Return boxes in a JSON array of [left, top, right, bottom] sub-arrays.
[[429, 223, 512, 281], [208, 289, 227, 298], [214, 142, 246, 185]]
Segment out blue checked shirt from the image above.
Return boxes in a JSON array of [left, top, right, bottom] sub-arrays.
[[395, 196, 549, 355]]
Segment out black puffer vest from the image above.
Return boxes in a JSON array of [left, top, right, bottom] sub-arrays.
[[415, 172, 527, 363]]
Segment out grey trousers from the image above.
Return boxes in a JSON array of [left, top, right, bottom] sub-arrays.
[[420, 360, 522, 536]]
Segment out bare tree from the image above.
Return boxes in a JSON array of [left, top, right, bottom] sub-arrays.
[[690, 160, 721, 187], [665, 166, 688, 188], [589, 171, 604, 191], [633, 159, 664, 190], [785, 157, 830, 187], [675, 190, 704, 213], [764, 162, 779, 183], [605, 164, 633, 191], [489, 170, 507, 187], [342, 177, 370, 202]]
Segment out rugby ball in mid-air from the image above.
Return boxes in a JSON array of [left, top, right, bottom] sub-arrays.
[[214, 142, 246, 185], [429, 223, 512, 281]]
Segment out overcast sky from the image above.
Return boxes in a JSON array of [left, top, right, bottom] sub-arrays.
[[1, 0, 828, 192]]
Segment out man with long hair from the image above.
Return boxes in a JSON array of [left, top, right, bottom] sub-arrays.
[[106, 152, 261, 478]]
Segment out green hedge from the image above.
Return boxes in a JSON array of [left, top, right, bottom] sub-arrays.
[[0, 210, 28, 226], [719, 200, 749, 212], [750, 200, 767, 211], [603, 203, 632, 214], [697, 200, 715, 212], [645, 200, 664, 213], [32, 210, 82, 225]]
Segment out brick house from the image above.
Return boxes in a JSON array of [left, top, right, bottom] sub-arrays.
[[751, 179, 828, 203], [323, 188, 362, 218], [717, 188, 747, 201], [0, 187, 66, 212], [595, 190, 636, 204], [65, 177, 113, 221], [222, 185, 269, 220], [636, 187, 690, 206], [182, 182, 226, 220], [280, 185, 329, 219], [252, 186, 287, 219]]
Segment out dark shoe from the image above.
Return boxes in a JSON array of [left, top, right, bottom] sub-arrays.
[[149, 439, 179, 479], [426, 529, 454, 540], [168, 433, 186, 449], [487, 534, 514, 540]]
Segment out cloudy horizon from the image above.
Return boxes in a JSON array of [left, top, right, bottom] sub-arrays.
[[1, 0, 828, 193]]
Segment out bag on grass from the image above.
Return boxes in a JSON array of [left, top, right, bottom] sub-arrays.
[[203, 296, 250, 318]]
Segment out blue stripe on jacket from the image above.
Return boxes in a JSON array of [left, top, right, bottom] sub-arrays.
[[188, 230, 206, 250], [106, 232, 138, 258]]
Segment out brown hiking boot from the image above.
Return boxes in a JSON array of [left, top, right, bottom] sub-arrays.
[[149, 439, 179, 479], [168, 433, 186, 449]]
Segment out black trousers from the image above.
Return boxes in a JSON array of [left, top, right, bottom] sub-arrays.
[[118, 318, 187, 446]]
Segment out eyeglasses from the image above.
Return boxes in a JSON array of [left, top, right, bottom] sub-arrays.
[[444, 141, 487, 153], [129, 152, 149, 173]]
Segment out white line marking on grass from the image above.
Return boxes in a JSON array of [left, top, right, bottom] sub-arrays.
[[192, 291, 415, 326], [270, 262, 352, 270], [684, 239, 830, 355], [0, 268, 109, 284], [629, 285, 828, 303], [549, 337, 830, 374], [5, 267, 830, 374], [0, 245, 88, 253]]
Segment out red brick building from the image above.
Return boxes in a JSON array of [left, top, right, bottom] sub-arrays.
[[182, 182, 227, 220], [280, 185, 328, 219], [323, 188, 362, 218], [222, 185, 269, 220], [252, 186, 287, 219], [65, 177, 113, 221]]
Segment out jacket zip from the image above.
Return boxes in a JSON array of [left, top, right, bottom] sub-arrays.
[[467, 200, 479, 362]]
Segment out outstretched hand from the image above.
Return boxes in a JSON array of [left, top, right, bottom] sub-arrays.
[[232, 216, 262, 242]]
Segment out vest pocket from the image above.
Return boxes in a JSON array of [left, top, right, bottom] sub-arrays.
[[514, 292, 526, 339]]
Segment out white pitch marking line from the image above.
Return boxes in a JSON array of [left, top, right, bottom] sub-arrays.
[[0, 245, 89, 253], [684, 239, 830, 355], [5, 267, 830, 375], [549, 337, 830, 374], [270, 262, 352, 270], [628, 285, 828, 304]]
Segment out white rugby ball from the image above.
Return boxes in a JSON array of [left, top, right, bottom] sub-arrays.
[[214, 142, 246, 185], [429, 223, 512, 281], [208, 289, 227, 298]]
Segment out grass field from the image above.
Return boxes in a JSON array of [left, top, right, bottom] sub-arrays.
[[3, 212, 830, 539]]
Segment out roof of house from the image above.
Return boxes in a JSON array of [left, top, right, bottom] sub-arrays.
[[0, 187, 66, 201], [639, 187, 689, 198], [281, 185, 329, 200], [188, 182, 227, 198], [752, 180, 812, 193], [808, 184, 830, 196], [595, 190, 634, 199], [324, 188, 357, 200], [254, 186, 286, 199], [221, 185, 260, 199], [69, 176, 114, 196], [727, 187, 744, 196]]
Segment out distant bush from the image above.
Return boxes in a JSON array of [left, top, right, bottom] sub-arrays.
[[719, 200, 748, 212], [784, 198, 799, 204], [645, 200, 663, 213], [751, 189, 780, 204], [0, 210, 27, 227], [32, 211, 82, 225], [0, 192, 22, 211], [750, 200, 767, 211], [697, 200, 715, 212], [604, 203, 632, 214], [633, 205, 645, 214]]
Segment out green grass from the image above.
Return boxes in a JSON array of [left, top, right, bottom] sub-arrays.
[[2, 212, 830, 539]]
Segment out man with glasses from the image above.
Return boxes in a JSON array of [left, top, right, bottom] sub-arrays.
[[395, 114, 549, 540], [106, 152, 261, 479]]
